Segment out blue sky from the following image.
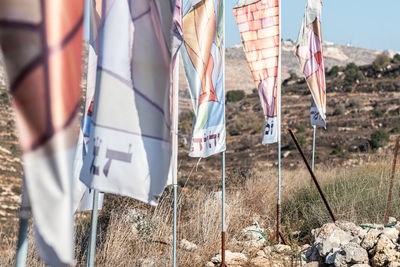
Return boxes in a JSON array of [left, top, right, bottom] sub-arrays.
[[227, 0, 400, 52]]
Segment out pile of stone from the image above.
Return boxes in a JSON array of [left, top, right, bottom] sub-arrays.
[[206, 222, 306, 266], [206, 218, 400, 266], [305, 219, 400, 267]]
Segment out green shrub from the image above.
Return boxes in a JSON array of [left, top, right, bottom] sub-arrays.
[[226, 90, 245, 103], [331, 145, 345, 157], [296, 124, 306, 133], [1, 92, 9, 104], [374, 110, 384, 118], [228, 119, 245, 136], [373, 53, 390, 67], [328, 65, 340, 77], [392, 54, 400, 63], [344, 63, 364, 85], [11, 185, 21, 195], [370, 130, 389, 149], [288, 135, 306, 150], [390, 126, 400, 133], [349, 98, 363, 109], [333, 104, 345, 116]]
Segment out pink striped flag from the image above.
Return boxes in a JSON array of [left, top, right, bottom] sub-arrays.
[[233, 0, 281, 144]]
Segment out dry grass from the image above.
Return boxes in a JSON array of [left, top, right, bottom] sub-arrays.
[[1, 155, 399, 266], [282, 155, 400, 241]]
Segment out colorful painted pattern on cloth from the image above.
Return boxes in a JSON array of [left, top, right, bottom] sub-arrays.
[[233, 0, 280, 144], [80, 0, 175, 205], [0, 0, 84, 265], [295, 0, 326, 127], [181, 0, 225, 157]]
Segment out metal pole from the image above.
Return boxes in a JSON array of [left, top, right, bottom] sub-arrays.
[[312, 125, 316, 171], [15, 218, 29, 267], [288, 128, 336, 222], [221, 0, 226, 265], [221, 151, 226, 267], [86, 190, 99, 267], [173, 185, 178, 267], [276, 0, 282, 244], [172, 54, 180, 267], [83, 1, 100, 266], [385, 138, 399, 225]]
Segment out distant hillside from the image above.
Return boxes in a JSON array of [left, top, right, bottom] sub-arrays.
[[177, 42, 383, 110], [225, 41, 381, 92]]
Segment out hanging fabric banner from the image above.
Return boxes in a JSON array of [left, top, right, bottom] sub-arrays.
[[80, 0, 175, 205], [0, 0, 84, 265], [181, 0, 226, 158], [295, 0, 326, 127], [73, 0, 104, 212], [233, 0, 280, 144], [168, 0, 183, 185]]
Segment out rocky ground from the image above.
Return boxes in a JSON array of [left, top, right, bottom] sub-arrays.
[[201, 218, 400, 267]]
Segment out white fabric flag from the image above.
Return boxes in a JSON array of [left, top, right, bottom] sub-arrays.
[[80, 0, 175, 205], [295, 0, 326, 127], [181, 0, 226, 157], [167, 0, 183, 185]]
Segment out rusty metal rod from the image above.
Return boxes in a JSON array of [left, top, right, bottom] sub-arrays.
[[279, 231, 289, 245], [276, 203, 280, 243], [268, 203, 289, 245], [288, 129, 336, 222], [221, 232, 226, 267], [385, 138, 399, 225]]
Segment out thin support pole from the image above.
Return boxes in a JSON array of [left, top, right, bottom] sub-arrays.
[[221, 151, 226, 267], [173, 184, 178, 267], [312, 125, 316, 171], [276, 0, 282, 244], [221, 0, 226, 265], [277, 139, 282, 243], [15, 218, 29, 267], [288, 129, 336, 222], [385, 138, 399, 225], [86, 190, 99, 267], [84, 1, 99, 265], [267, 0, 288, 245], [172, 50, 180, 267]]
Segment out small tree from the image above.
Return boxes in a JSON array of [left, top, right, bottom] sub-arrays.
[[370, 130, 389, 150], [226, 90, 245, 103], [392, 54, 400, 63], [344, 63, 364, 85], [328, 65, 340, 77], [373, 53, 390, 67]]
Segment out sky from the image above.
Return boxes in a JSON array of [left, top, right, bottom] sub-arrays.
[[227, 0, 400, 52]]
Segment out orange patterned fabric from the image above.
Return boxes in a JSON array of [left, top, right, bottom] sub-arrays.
[[0, 0, 83, 152], [233, 0, 279, 119], [0, 1, 84, 264]]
